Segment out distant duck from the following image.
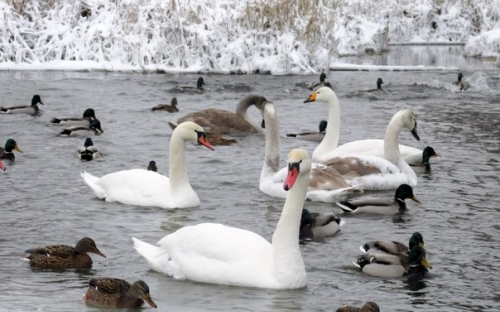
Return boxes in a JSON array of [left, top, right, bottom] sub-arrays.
[[365, 78, 384, 92], [453, 72, 470, 91], [51, 108, 96, 126], [152, 97, 179, 112], [1, 95, 44, 115], [299, 208, 344, 240], [59, 119, 103, 137], [0, 139, 23, 161], [0, 160, 5, 171], [24, 237, 106, 269], [85, 278, 157, 309], [168, 94, 269, 134], [405, 146, 441, 174], [353, 244, 431, 278], [336, 184, 420, 215], [175, 77, 205, 93], [335, 301, 380, 312], [206, 133, 238, 146], [78, 138, 99, 161], [286, 120, 327, 143], [147, 160, 157, 172], [307, 72, 328, 90], [360, 232, 425, 256]]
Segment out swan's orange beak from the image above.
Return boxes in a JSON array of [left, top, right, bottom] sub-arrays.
[[284, 162, 300, 191], [0, 160, 5, 171], [304, 92, 317, 103], [198, 133, 214, 151]]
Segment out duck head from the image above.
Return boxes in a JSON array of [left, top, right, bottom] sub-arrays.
[[422, 146, 441, 164], [395, 184, 420, 203], [83, 108, 96, 119], [197, 77, 205, 89], [84, 138, 94, 148], [89, 119, 104, 133], [409, 232, 425, 249], [32, 95, 44, 106], [318, 120, 328, 133], [130, 280, 157, 308], [376, 78, 384, 89], [5, 139, 23, 153], [75, 237, 106, 258], [319, 72, 327, 82]]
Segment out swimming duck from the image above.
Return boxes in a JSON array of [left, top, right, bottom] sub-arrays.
[[405, 146, 441, 174], [0, 139, 23, 161], [336, 184, 420, 215], [168, 94, 269, 134], [24, 237, 106, 269], [59, 119, 103, 137], [175, 77, 205, 93], [259, 102, 363, 203], [147, 161, 157, 172], [51, 108, 96, 126], [365, 78, 384, 92], [286, 120, 327, 143], [0, 160, 5, 171], [453, 72, 470, 91], [81, 122, 214, 209], [206, 133, 238, 146], [360, 232, 424, 256], [133, 149, 312, 289], [85, 278, 157, 309], [354, 245, 431, 278], [300, 208, 344, 240], [78, 138, 99, 161], [308, 72, 328, 90], [335, 301, 380, 312], [0, 95, 44, 115], [152, 97, 179, 112]]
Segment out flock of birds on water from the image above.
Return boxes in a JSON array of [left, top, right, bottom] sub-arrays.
[[0, 72, 469, 311]]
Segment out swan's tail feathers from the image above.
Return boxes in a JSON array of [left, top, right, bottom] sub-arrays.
[[132, 237, 171, 275], [336, 201, 358, 213], [168, 120, 178, 130], [80, 171, 106, 199]]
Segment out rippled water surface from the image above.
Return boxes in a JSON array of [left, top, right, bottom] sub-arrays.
[[1, 59, 499, 312]]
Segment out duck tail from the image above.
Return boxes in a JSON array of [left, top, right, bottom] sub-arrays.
[[50, 118, 61, 123], [80, 171, 106, 199], [336, 201, 358, 213], [132, 237, 171, 275], [285, 133, 298, 138], [167, 120, 178, 130], [58, 129, 72, 136]]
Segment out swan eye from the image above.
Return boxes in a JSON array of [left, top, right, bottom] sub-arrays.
[[287, 160, 302, 172]]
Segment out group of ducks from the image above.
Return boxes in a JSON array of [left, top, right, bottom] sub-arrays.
[[1, 74, 450, 310]]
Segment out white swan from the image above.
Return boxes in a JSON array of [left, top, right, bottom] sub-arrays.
[[259, 102, 362, 203], [80, 122, 214, 209], [322, 109, 419, 190], [307, 87, 425, 166], [168, 94, 269, 134], [133, 149, 311, 289]]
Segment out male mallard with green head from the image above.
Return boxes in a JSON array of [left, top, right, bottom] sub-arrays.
[[0, 139, 23, 161]]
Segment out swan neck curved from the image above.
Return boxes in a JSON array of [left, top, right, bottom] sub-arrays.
[[260, 105, 280, 181], [169, 134, 189, 191], [236, 96, 263, 133], [313, 95, 340, 162], [384, 117, 403, 164]]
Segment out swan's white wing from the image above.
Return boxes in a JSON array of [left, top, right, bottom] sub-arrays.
[[331, 139, 421, 159], [156, 223, 274, 287]]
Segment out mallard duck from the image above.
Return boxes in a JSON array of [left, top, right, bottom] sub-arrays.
[[168, 94, 269, 134], [78, 138, 99, 161], [308, 72, 328, 90], [286, 120, 327, 143], [0, 160, 5, 171], [59, 119, 103, 137], [405, 146, 441, 174], [354, 245, 431, 278], [360, 232, 424, 255], [51, 108, 96, 126], [206, 133, 238, 146], [24, 237, 106, 268], [365, 78, 384, 92], [0, 139, 23, 161], [85, 278, 157, 309], [175, 77, 205, 93], [299, 208, 344, 240], [453, 72, 470, 91], [1, 95, 44, 115], [147, 160, 157, 172], [152, 97, 179, 112], [336, 301, 380, 312], [336, 184, 420, 215]]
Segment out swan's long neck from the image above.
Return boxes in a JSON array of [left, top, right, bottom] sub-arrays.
[[271, 169, 308, 283], [383, 116, 404, 165], [168, 134, 189, 193], [260, 105, 280, 182], [313, 94, 341, 162], [236, 97, 262, 133]]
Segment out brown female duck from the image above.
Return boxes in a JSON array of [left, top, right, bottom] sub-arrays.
[[25, 237, 106, 268], [85, 278, 157, 309], [336, 301, 380, 312], [152, 97, 179, 112]]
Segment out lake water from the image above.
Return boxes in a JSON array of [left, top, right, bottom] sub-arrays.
[[0, 49, 499, 312]]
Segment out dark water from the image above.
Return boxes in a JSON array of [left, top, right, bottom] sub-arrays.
[[1, 54, 499, 312]]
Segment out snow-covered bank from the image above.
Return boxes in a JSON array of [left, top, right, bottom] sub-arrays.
[[1, 0, 499, 74]]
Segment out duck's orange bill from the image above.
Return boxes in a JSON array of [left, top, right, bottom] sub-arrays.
[[284, 163, 299, 191]]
